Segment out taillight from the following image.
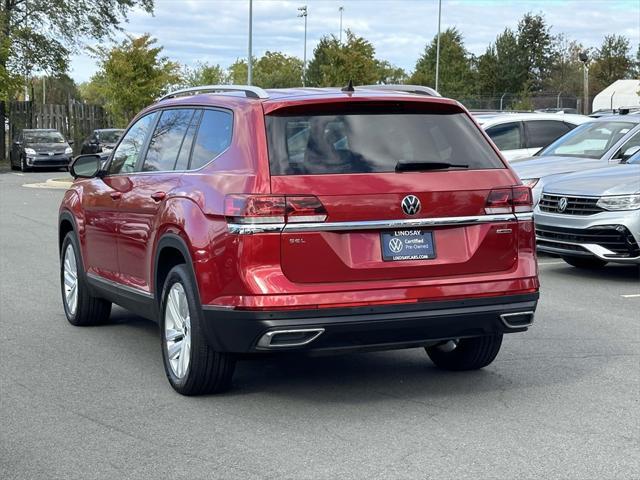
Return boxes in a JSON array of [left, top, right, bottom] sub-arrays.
[[485, 186, 532, 214], [224, 195, 286, 224], [511, 186, 533, 212], [285, 196, 327, 223], [224, 195, 327, 225]]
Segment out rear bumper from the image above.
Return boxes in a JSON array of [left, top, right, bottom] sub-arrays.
[[201, 293, 539, 354]]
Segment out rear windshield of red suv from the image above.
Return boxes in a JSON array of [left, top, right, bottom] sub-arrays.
[[266, 107, 504, 175]]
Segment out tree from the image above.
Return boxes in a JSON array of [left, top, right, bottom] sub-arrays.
[[30, 74, 81, 104], [253, 51, 303, 88], [227, 58, 250, 85], [306, 30, 380, 87], [545, 35, 585, 98], [0, 0, 153, 101], [182, 62, 227, 87], [375, 60, 407, 84], [494, 28, 526, 94], [410, 27, 473, 98], [516, 13, 554, 92], [476, 45, 499, 95], [590, 35, 633, 94], [87, 35, 180, 126]]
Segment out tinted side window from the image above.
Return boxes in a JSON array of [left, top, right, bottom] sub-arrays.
[[108, 113, 157, 175], [189, 110, 233, 170], [486, 122, 522, 151], [525, 120, 572, 148], [142, 109, 194, 172]]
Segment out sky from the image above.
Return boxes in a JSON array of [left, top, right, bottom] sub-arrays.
[[69, 0, 640, 83]]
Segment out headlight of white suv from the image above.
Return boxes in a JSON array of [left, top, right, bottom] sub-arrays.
[[596, 194, 640, 211], [24, 147, 36, 155], [65, 146, 73, 154], [521, 178, 539, 188]]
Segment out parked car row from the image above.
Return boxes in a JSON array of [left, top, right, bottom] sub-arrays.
[[9, 128, 123, 172], [510, 116, 640, 268]]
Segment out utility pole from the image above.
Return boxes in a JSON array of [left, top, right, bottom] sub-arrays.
[[339, 6, 344, 43], [43, 76, 46, 104], [247, 0, 253, 85], [435, 0, 442, 92], [298, 6, 308, 87], [579, 52, 589, 115]]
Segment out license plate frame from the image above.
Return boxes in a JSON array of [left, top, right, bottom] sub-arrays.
[[380, 229, 436, 261]]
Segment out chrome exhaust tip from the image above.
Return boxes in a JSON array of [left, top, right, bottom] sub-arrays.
[[500, 311, 535, 329], [257, 328, 325, 349]]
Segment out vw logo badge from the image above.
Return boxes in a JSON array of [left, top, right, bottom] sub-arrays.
[[401, 195, 421, 216], [389, 238, 404, 253], [557, 197, 568, 213]]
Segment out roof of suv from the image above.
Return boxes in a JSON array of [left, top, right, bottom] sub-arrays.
[[154, 86, 458, 113]]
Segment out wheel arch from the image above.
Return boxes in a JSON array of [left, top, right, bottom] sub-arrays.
[[154, 233, 197, 306]]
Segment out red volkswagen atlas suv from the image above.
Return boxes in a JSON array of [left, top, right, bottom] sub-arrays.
[[59, 85, 538, 395]]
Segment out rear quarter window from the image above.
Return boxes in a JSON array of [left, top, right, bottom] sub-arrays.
[[266, 107, 504, 175]]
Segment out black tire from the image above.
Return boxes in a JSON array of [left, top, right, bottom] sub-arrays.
[[20, 156, 29, 172], [562, 256, 608, 269], [426, 334, 503, 371], [60, 232, 112, 326], [160, 264, 235, 395]]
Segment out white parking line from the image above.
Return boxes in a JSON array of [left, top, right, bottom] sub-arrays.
[[620, 294, 640, 298]]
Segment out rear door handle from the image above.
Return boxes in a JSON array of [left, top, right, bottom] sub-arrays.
[[151, 191, 166, 202], [110, 191, 122, 200]]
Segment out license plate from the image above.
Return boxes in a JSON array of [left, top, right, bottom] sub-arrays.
[[381, 230, 436, 261]]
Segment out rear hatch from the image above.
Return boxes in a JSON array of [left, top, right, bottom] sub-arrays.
[[264, 100, 522, 284]]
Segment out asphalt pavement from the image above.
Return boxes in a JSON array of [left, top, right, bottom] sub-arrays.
[[1, 169, 639, 480]]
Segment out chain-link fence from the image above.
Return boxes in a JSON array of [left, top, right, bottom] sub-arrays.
[[457, 93, 588, 113]]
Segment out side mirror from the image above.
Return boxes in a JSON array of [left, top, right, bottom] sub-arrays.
[[621, 145, 640, 162], [70, 154, 102, 179], [13, 140, 21, 146]]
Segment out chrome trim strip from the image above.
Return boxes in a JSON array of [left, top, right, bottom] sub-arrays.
[[227, 223, 286, 235], [500, 311, 535, 329], [257, 328, 325, 349], [536, 237, 640, 263], [228, 213, 519, 234], [86, 272, 154, 298], [284, 213, 518, 233]]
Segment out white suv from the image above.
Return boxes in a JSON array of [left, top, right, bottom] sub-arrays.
[[475, 113, 590, 161]]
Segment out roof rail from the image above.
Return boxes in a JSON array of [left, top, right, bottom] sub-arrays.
[[159, 85, 269, 101], [360, 84, 441, 97]]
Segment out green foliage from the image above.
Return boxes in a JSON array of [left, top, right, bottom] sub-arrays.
[[306, 30, 381, 87], [85, 35, 180, 126], [590, 35, 633, 94], [182, 62, 227, 87], [0, 0, 154, 100], [227, 58, 250, 85], [410, 27, 473, 98], [544, 35, 585, 97], [30, 74, 81, 104], [375, 60, 407, 85], [516, 13, 554, 92], [254, 51, 303, 88]]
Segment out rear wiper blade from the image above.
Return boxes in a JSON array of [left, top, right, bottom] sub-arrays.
[[395, 160, 469, 172]]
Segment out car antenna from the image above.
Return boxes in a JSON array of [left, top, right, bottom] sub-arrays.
[[341, 79, 355, 93]]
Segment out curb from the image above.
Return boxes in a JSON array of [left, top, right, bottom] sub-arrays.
[[23, 177, 73, 190]]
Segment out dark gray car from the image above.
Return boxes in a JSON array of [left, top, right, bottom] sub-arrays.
[[10, 129, 73, 171]]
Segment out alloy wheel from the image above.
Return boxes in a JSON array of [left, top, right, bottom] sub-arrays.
[[62, 244, 78, 316], [164, 283, 191, 379]]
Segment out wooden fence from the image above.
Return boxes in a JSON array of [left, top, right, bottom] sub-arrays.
[[1, 101, 112, 160]]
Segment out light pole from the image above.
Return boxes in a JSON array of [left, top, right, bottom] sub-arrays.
[[298, 5, 308, 87], [435, 0, 442, 92], [339, 6, 344, 43], [579, 52, 589, 115], [247, 0, 253, 85]]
